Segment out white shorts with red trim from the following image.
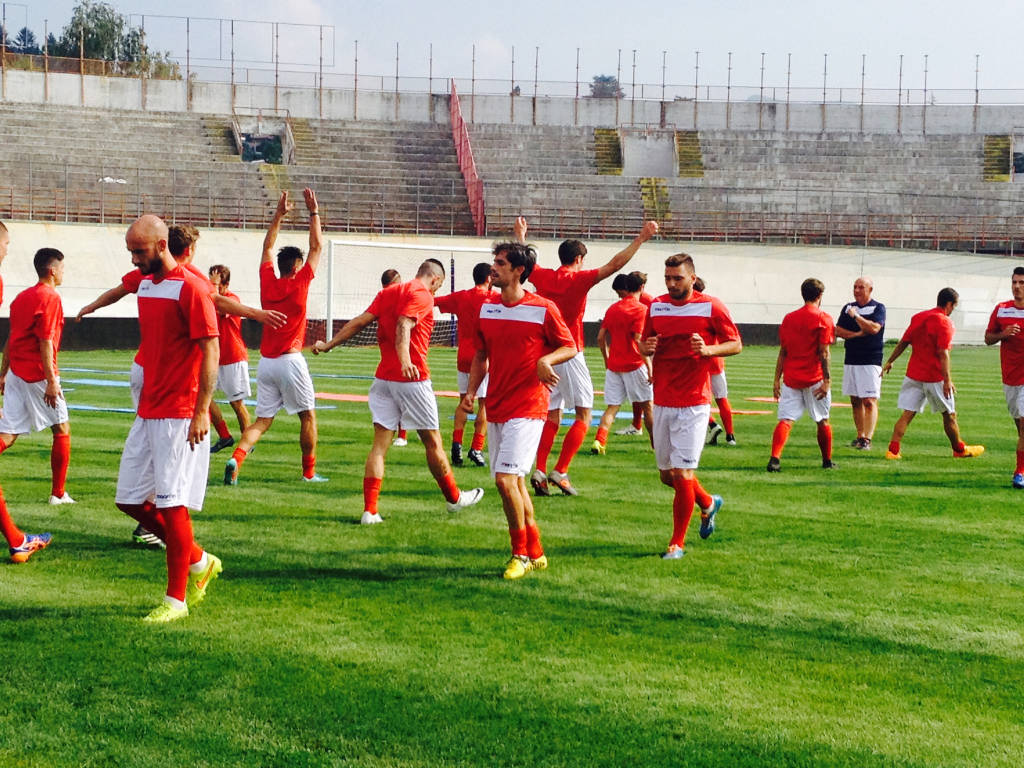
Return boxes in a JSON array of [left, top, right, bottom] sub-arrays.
[[842, 365, 882, 399], [256, 353, 315, 417], [652, 404, 710, 470], [457, 370, 488, 399], [218, 360, 252, 402], [897, 377, 954, 414], [548, 351, 594, 411], [603, 365, 653, 406], [115, 417, 209, 510], [368, 378, 440, 432], [488, 418, 545, 478], [0, 371, 69, 434], [777, 382, 832, 423]]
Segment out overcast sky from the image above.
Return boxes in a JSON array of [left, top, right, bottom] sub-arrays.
[[8, 0, 1024, 95]]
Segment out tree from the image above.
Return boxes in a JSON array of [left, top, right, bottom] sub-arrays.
[[10, 27, 41, 55], [590, 74, 624, 99]]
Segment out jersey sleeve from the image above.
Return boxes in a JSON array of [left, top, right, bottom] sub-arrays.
[[820, 313, 835, 345], [935, 316, 954, 351], [33, 293, 62, 341], [122, 269, 143, 293], [183, 280, 220, 340], [543, 302, 576, 349], [710, 299, 741, 344], [872, 303, 886, 328], [835, 304, 856, 332], [398, 287, 433, 324], [366, 289, 385, 318], [987, 305, 1002, 335], [434, 292, 456, 314]]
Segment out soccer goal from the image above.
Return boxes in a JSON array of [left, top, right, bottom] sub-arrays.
[[322, 239, 493, 346]]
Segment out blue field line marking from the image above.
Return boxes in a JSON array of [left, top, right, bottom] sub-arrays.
[[63, 378, 131, 388]]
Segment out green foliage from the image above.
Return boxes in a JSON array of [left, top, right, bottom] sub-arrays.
[[2, 345, 1022, 767], [590, 74, 624, 99], [8, 26, 41, 55]]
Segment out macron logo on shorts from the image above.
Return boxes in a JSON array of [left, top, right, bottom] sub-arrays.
[[651, 301, 712, 318], [480, 303, 547, 325]]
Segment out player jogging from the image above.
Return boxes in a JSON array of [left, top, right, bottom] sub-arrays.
[[115, 214, 222, 623], [767, 279, 836, 472], [225, 189, 325, 485], [640, 253, 741, 559], [461, 242, 576, 579], [434, 261, 494, 467], [0, 247, 73, 505], [314, 260, 484, 523], [519, 216, 659, 496], [984, 267, 1024, 487], [882, 287, 984, 461], [835, 277, 886, 450]]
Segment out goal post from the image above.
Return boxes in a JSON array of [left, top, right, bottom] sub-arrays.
[[323, 239, 493, 346]]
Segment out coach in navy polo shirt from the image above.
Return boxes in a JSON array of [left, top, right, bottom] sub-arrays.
[[835, 277, 886, 450]]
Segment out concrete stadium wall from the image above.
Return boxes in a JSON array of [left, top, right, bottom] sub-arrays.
[[2, 220, 1016, 348], [8, 68, 1024, 134]]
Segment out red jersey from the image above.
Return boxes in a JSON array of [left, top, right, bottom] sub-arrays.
[[7, 283, 64, 383], [643, 291, 741, 408], [902, 307, 954, 383], [367, 280, 435, 382], [475, 292, 575, 423], [260, 261, 314, 357], [136, 266, 219, 419], [217, 289, 248, 366], [638, 291, 654, 308], [529, 265, 598, 349], [779, 304, 835, 389], [987, 301, 1024, 385], [434, 284, 493, 373], [600, 296, 647, 372]]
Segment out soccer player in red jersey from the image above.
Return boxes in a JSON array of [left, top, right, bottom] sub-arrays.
[[640, 253, 741, 559], [225, 189, 326, 485], [694, 277, 737, 448], [380, 269, 411, 448], [985, 268, 1024, 487], [461, 242, 576, 579], [881, 288, 984, 461], [315, 259, 484, 523], [767, 279, 836, 472], [0, 247, 74, 504], [434, 261, 494, 467], [592, 272, 652, 455], [517, 216, 659, 496], [116, 214, 222, 623], [619, 269, 655, 436], [208, 265, 252, 449]]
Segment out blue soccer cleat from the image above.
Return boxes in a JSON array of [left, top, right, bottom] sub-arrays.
[[699, 495, 722, 540]]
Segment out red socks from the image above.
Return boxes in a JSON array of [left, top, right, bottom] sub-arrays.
[[692, 478, 712, 511], [631, 402, 643, 430], [716, 398, 734, 435], [1016, 450, 1024, 474], [211, 409, 231, 440], [771, 421, 792, 459], [437, 471, 460, 504], [509, 526, 528, 557], [162, 505, 194, 602], [231, 446, 247, 466], [536, 419, 559, 473], [363, 477, 382, 513], [398, 429, 408, 440], [670, 476, 696, 549], [470, 431, 486, 452], [888, 440, 901, 455], [526, 524, 544, 559], [816, 423, 833, 461], [0, 486, 24, 548], [302, 454, 316, 479], [452, 428, 465, 445], [51, 433, 70, 497], [595, 427, 609, 446], [554, 420, 588, 474]]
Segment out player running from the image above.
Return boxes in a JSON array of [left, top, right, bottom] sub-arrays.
[[461, 242, 576, 579], [985, 267, 1024, 487], [640, 253, 741, 559], [434, 261, 494, 467], [314, 260, 484, 523], [207, 265, 252, 450], [517, 216, 659, 496]]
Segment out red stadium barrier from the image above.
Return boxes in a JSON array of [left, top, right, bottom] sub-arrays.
[[450, 79, 485, 236]]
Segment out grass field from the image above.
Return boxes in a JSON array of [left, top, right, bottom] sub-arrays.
[[1, 344, 1022, 767]]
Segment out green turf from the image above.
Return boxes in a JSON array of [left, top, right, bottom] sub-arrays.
[[1, 345, 1022, 767]]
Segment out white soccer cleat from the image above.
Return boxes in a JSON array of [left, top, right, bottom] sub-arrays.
[[615, 425, 643, 436], [48, 493, 76, 505], [392, 437, 408, 447], [360, 511, 384, 525], [446, 487, 484, 512]]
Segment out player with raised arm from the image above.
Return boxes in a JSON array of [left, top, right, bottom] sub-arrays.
[[592, 272, 652, 455], [115, 214, 221, 623], [640, 253, 741, 559], [767, 279, 836, 472], [314, 260, 484, 523], [882, 288, 984, 460], [225, 189, 325, 485], [434, 261, 494, 467], [518, 216, 659, 496], [985, 267, 1024, 487], [461, 242, 576, 579], [0, 248, 73, 505]]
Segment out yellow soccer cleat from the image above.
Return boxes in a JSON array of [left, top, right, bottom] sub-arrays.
[[590, 440, 606, 456], [884, 450, 902, 460], [186, 554, 223, 607], [528, 555, 548, 572], [503, 555, 530, 580], [953, 445, 985, 458], [142, 601, 189, 624]]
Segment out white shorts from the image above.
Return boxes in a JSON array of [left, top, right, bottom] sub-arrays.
[[130, 362, 144, 409], [368, 378, 440, 432], [548, 352, 595, 411], [256, 353, 315, 418], [218, 360, 252, 402], [777, 382, 832, 423], [842, 365, 882, 399], [488, 418, 544, 478], [897, 377, 954, 414], [457, 370, 488, 399], [603, 365, 653, 406], [0, 371, 69, 434], [652, 404, 710, 471], [1005, 384, 1024, 420], [115, 417, 209, 510], [710, 372, 728, 399]]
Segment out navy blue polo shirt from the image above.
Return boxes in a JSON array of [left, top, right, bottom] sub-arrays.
[[837, 299, 886, 366]]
